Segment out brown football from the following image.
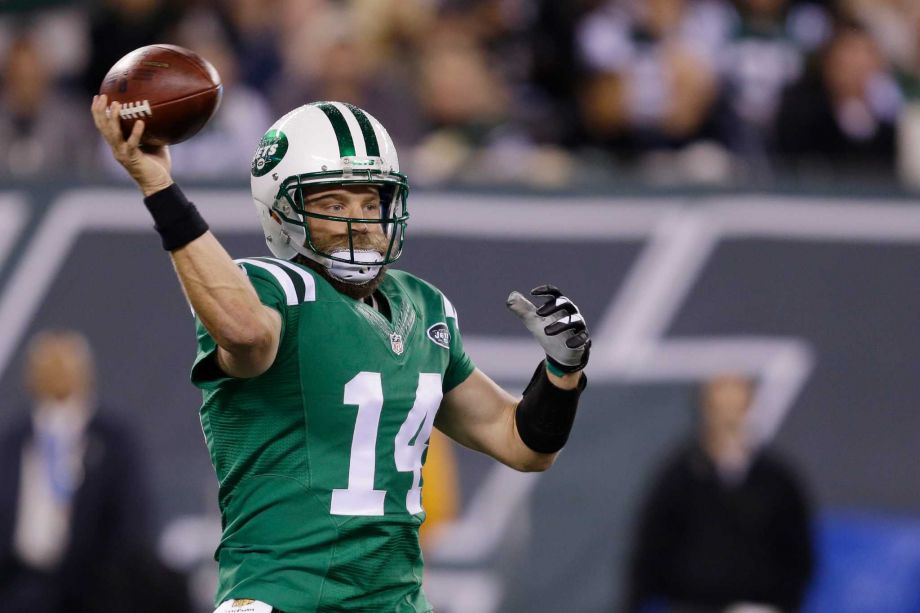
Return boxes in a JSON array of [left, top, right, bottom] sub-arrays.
[[99, 44, 222, 146]]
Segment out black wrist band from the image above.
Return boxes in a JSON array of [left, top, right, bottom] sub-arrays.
[[515, 361, 587, 454], [143, 184, 209, 251]]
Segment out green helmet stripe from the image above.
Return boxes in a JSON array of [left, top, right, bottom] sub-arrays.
[[315, 102, 355, 157], [344, 103, 381, 157]]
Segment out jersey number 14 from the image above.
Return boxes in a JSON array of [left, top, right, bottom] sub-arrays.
[[330, 371, 443, 517]]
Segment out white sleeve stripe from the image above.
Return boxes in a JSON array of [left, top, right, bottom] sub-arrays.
[[236, 258, 299, 305], [443, 295, 457, 319], [442, 294, 460, 330], [264, 258, 316, 302]]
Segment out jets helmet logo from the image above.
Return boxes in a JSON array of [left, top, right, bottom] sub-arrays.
[[251, 129, 289, 177]]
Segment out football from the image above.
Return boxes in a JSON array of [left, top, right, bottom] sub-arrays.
[[99, 44, 222, 146]]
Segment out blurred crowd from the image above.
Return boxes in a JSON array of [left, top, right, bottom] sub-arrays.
[[2, 0, 920, 188]]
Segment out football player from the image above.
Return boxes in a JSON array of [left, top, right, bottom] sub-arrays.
[[91, 97, 591, 613]]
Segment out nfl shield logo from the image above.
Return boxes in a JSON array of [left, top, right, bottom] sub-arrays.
[[390, 332, 404, 355]]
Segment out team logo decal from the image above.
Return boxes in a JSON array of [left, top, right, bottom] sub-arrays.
[[427, 323, 450, 349], [251, 129, 288, 177], [390, 332, 405, 355]]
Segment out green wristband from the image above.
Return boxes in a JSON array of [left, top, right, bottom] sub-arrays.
[[545, 359, 567, 378]]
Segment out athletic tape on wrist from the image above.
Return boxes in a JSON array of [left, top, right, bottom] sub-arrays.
[[515, 361, 587, 454], [143, 184, 209, 251]]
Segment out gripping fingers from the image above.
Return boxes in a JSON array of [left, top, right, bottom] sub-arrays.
[[536, 297, 578, 318], [92, 96, 126, 147], [108, 100, 123, 137], [530, 284, 562, 298], [127, 119, 145, 148], [91, 94, 110, 133], [531, 285, 577, 319], [544, 316, 585, 337]]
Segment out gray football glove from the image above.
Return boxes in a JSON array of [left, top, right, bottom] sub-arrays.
[[507, 285, 591, 373]]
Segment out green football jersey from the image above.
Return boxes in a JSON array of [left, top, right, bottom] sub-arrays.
[[190, 257, 475, 613]]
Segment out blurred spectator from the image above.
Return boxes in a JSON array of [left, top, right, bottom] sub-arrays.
[[82, 0, 184, 95], [216, 0, 284, 92], [0, 330, 192, 612], [720, 0, 831, 160], [844, 1, 920, 106], [528, 0, 594, 146], [574, 0, 730, 157], [167, 10, 273, 180], [624, 374, 814, 613], [5, 0, 920, 185], [774, 22, 903, 176], [273, 0, 423, 147], [0, 7, 89, 82], [349, 0, 436, 69], [842, 0, 920, 77], [0, 30, 96, 178], [411, 14, 513, 183], [410, 12, 575, 187]]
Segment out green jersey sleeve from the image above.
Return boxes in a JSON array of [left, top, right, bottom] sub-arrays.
[[442, 294, 474, 392], [190, 260, 290, 389]]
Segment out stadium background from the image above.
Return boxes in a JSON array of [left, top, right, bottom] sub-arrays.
[[1, 0, 919, 611]]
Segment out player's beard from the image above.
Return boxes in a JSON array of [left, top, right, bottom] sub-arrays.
[[296, 231, 389, 300]]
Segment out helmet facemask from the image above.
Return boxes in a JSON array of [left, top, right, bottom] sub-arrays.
[[270, 168, 410, 283]]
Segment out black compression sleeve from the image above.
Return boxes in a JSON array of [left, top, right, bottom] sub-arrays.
[[515, 361, 587, 454], [143, 184, 209, 251]]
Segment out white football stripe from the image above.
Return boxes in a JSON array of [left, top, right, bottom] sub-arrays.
[[264, 257, 317, 302], [236, 258, 298, 305], [443, 295, 458, 319]]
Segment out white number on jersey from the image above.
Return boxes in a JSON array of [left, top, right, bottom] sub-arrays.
[[330, 372, 443, 516]]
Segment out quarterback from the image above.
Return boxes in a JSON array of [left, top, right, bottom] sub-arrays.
[[91, 97, 590, 613]]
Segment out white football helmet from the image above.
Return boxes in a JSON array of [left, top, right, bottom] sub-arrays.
[[250, 102, 409, 283]]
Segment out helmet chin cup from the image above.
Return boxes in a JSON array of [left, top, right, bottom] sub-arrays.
[[326, 249, 384, 283], [288, 240, 383, 284]]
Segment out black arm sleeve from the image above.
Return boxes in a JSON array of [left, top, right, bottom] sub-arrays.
[[515, 361, 587, 454]]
